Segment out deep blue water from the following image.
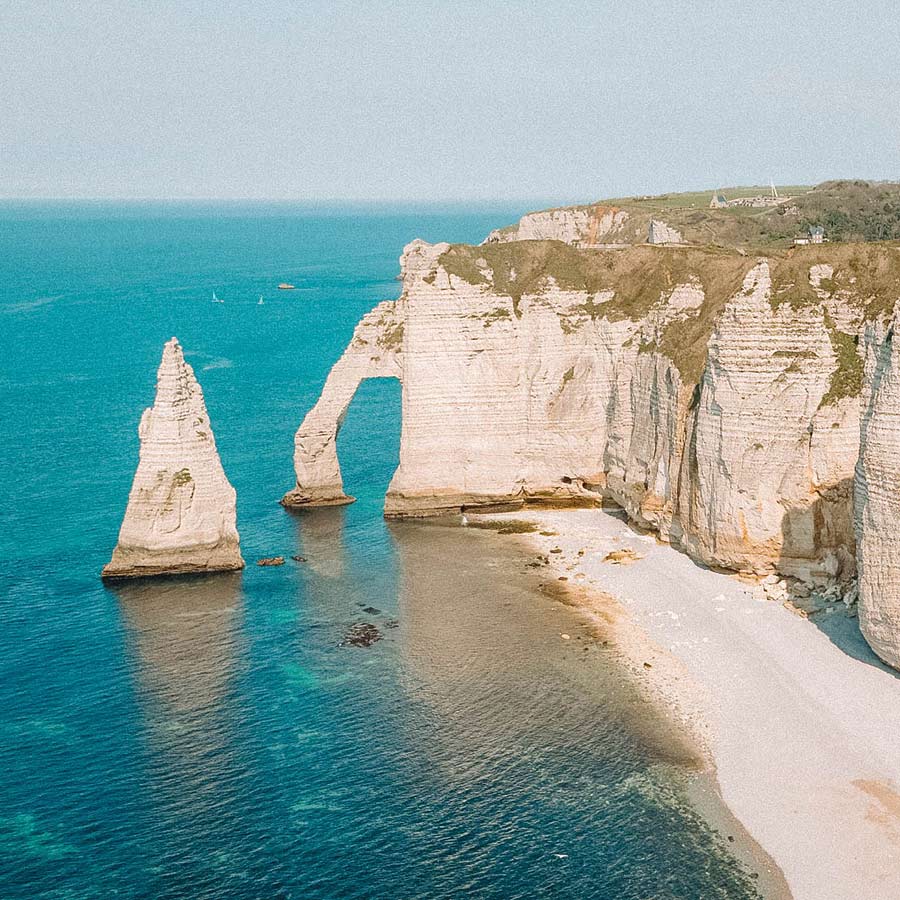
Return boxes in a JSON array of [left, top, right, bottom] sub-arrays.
[[0, 203, 762, 898]]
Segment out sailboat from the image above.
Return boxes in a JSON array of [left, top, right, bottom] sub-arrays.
[[258, 295, 264, 305], [212, 291, 223, 303]]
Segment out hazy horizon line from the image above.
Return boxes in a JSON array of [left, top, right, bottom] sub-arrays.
[[1, 176, 893, 208], [0, 195, 578, 207]]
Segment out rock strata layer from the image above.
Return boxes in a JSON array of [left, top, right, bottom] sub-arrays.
[[103, 338, 244, 578]]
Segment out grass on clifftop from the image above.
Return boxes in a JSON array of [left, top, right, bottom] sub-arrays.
[[768, 243, 900, 315], [440, 241, 749, 325], [440, 241, 750, 385], [439, 238, 900, 392], [499, 181, 900, 250]]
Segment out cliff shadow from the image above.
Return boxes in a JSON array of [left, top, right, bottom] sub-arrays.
[[778, 481, 898, 676]]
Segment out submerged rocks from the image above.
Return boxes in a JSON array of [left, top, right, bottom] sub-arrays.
[[257, 556, 285, 567], [339, 623, 382, 648], [102, 338, 244, 579]]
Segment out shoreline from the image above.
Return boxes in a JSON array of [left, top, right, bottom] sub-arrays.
[[473, 506, 900, 900], [537, 572, 791, 899]]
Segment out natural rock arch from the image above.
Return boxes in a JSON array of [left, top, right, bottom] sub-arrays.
[[281, 300, 403, 508]]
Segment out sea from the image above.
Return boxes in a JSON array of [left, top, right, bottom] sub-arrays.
[[0, 202, 765, 899]]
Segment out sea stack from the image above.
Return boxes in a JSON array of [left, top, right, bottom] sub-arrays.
[[102, 338, 244, 578], [856, 312, 900, 669]]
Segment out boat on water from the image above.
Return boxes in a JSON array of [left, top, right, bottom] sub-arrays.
[[277, 283, 295, 290], [212, 291, 223, 303], [258, 295, 264, 305]]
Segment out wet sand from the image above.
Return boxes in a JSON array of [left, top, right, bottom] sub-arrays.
[[475, 506, 900, 900]]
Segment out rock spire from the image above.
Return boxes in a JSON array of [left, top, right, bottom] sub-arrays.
[[102, 338, 244, 578]]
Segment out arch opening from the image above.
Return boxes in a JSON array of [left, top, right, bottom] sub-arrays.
[[335, 376, 402, 512]]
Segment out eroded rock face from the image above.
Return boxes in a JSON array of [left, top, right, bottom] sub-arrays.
[[484, 205, 629, 246], [286, 240, 891, 585], [856, 313, 900, 667], [673, 262, 857, 581], [102, 338, 243, 578], [647, 220, 683, 245]]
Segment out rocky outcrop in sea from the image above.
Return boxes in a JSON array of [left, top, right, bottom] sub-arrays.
[[102, 337, 244, 578]]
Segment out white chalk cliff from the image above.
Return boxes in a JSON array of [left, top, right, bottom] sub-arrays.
[[647, 219, 683, 245], [484, 205, 630, 246], [103, 338, 244, 578], [285, 237, 900, 664], [856, 309, 900, 667]]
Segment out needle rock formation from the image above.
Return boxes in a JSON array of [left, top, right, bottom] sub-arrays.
[[103, 338, 244, 578]]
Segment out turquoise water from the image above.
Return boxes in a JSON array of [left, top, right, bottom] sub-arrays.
[[0, 203, 762, 898]]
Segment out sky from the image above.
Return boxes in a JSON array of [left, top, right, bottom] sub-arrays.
[[2, 0, 899, 202]]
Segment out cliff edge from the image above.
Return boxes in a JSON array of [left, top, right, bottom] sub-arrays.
[[856, 309, 900, 667]]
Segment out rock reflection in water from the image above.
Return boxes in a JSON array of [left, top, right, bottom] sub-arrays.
[[389, 520, 700, 789], [113, 574, 246, 817], [289, 504, 401, 630], [287, 506, 348, 580]]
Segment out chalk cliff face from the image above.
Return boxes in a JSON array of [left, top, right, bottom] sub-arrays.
[[286, 240, 900, 592], [484, 205, 630, 246], [855, 312, 900, 667], [647, 220, 683, 245], [663, 262, 859, 581], [103, 338, 243, 578]]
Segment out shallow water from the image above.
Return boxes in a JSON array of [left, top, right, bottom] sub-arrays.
[[0, 203, 762, 898]]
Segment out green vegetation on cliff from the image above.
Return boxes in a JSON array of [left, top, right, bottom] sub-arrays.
[[440, 241, 748, 324], [438, 237, 900, 394], [501, 180, 900, 250], [795, 181, 900, 243], [821, 317, 864, 408], [768, 243, 900, 315], [438, 181, 900, 396]]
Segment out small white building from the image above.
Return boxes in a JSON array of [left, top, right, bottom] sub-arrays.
[[795, 226, 826, 246], [709, 192, 728, 209]]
